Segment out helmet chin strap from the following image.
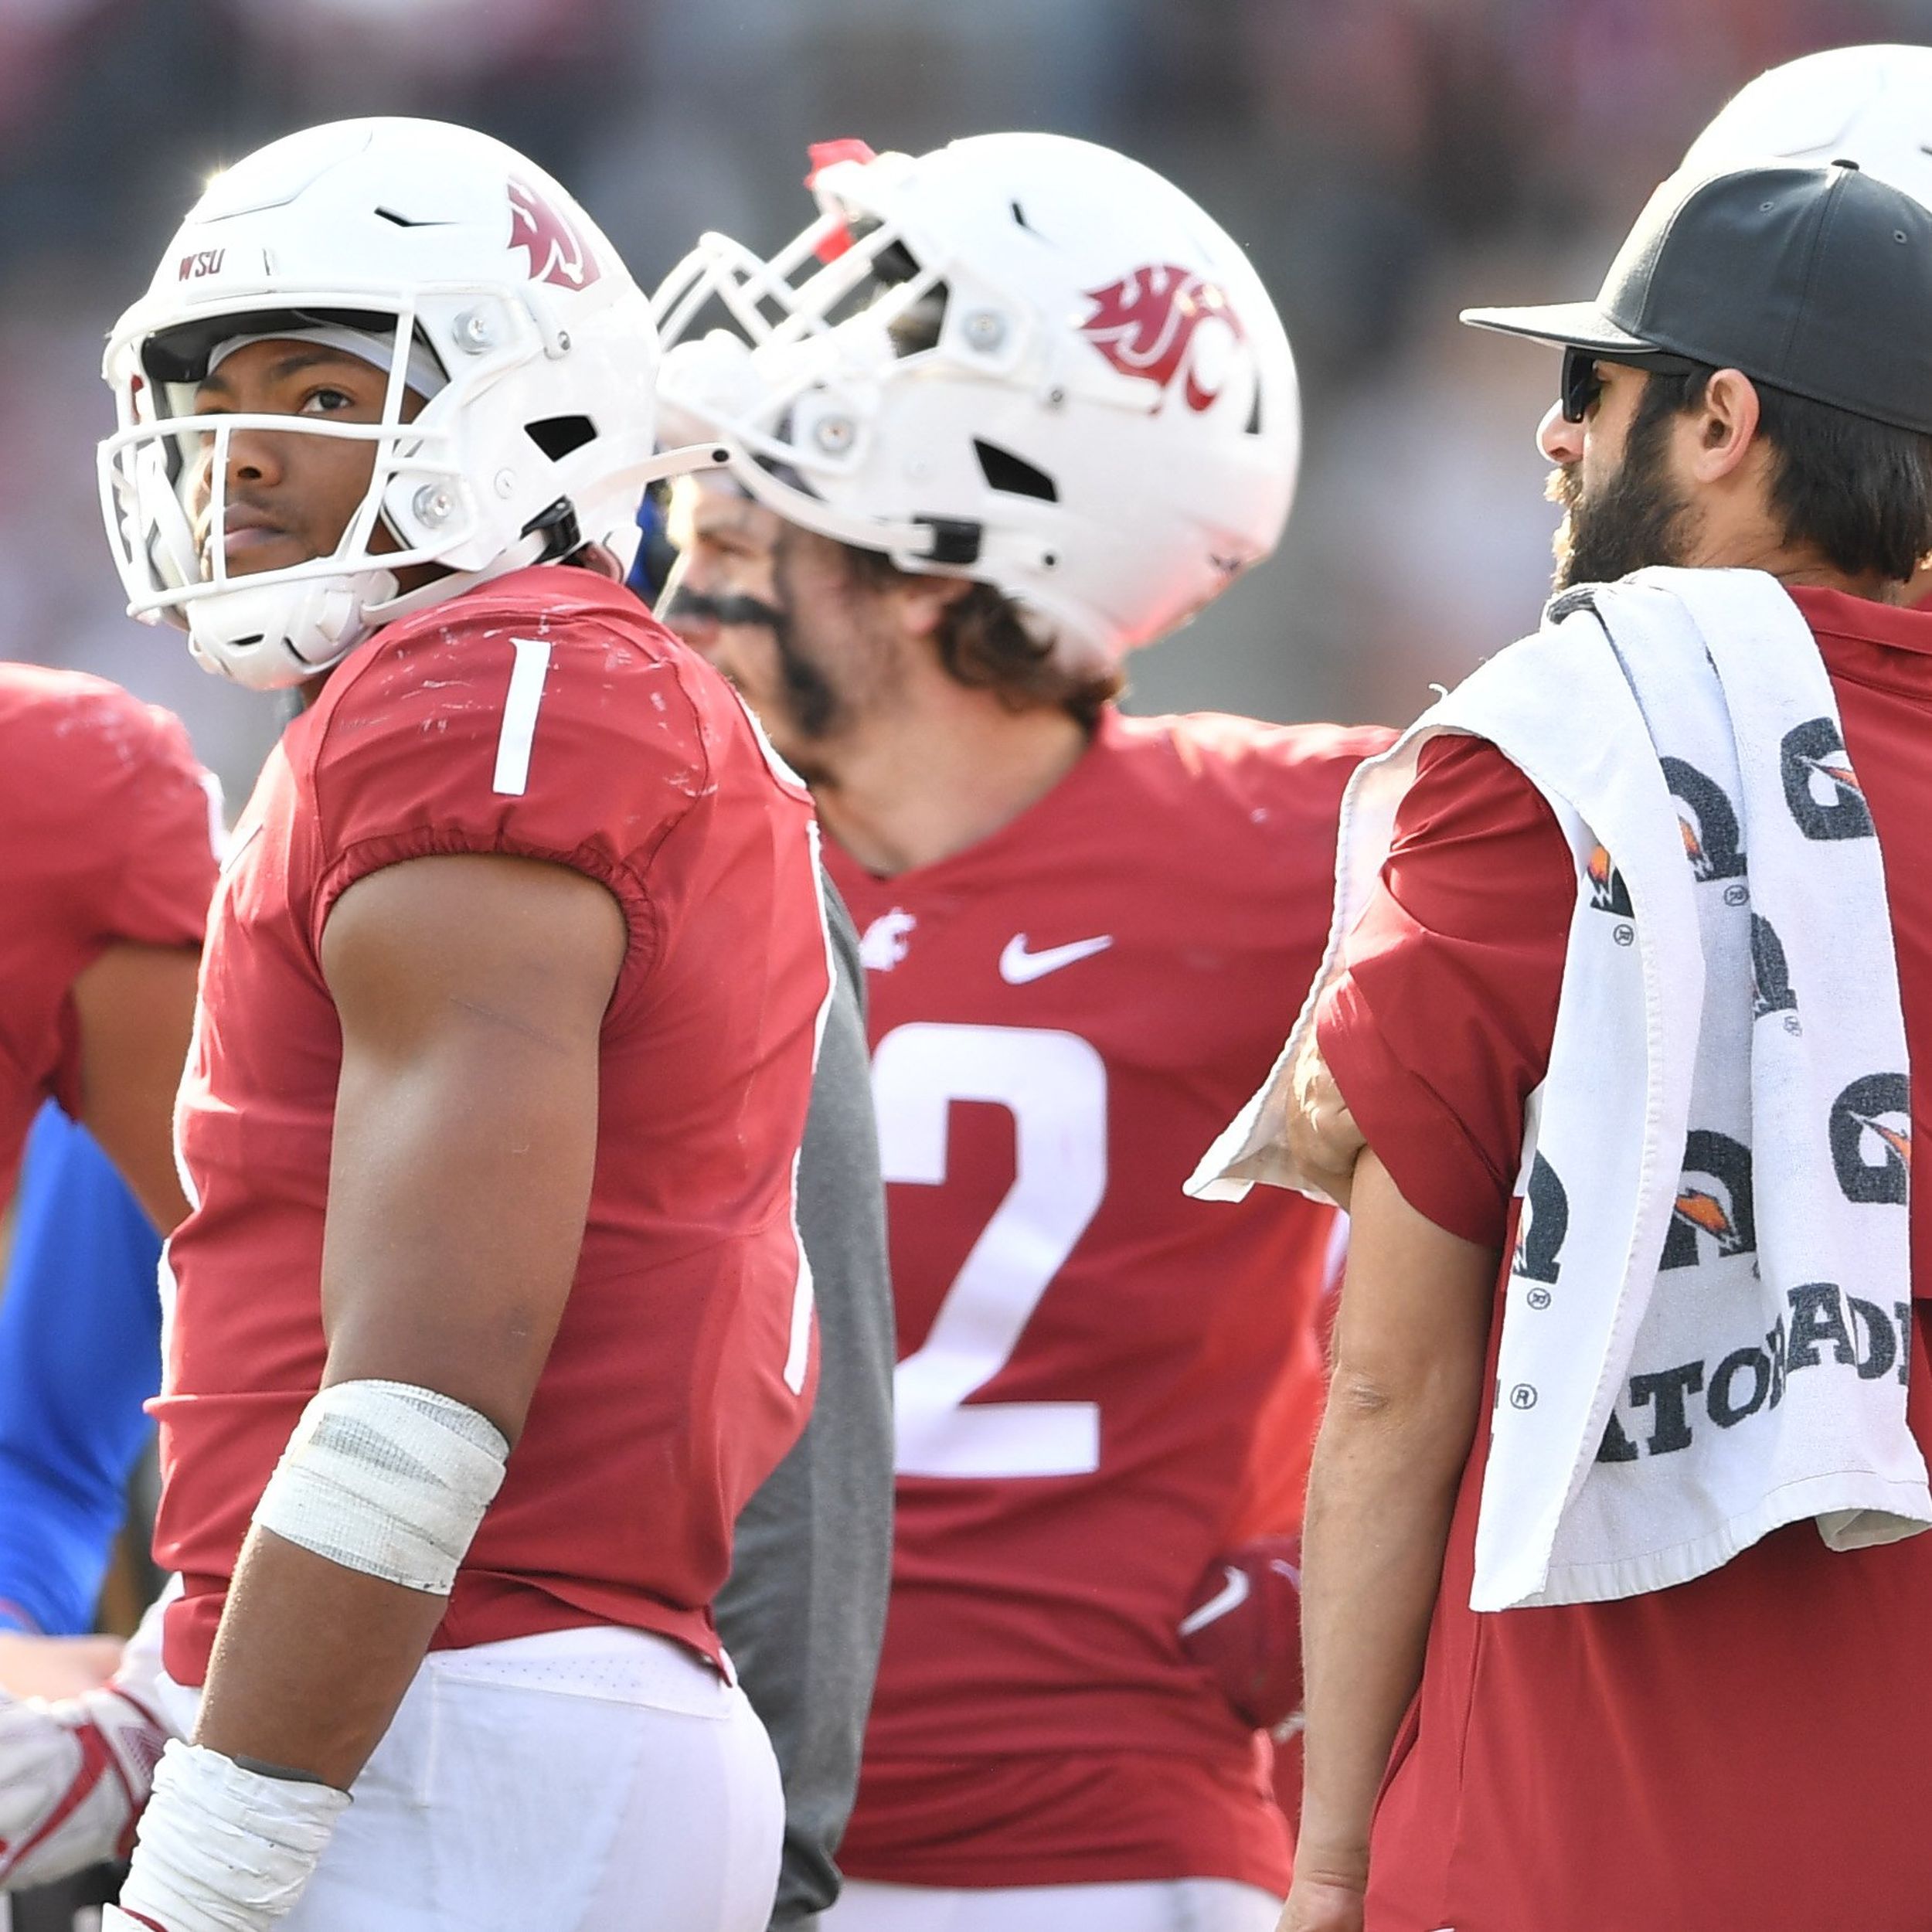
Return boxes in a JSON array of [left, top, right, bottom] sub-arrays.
[[185, 568, 400, 691]]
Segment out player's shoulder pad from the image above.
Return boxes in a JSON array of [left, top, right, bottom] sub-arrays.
[[0, 661, 207, 819], [310, 568, 724, 874]]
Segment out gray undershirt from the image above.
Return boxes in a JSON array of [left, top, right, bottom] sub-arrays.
[[717, 878, 896, 1930]]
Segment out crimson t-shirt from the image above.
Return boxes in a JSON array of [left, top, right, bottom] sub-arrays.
[[831, 708, 1390, 1891], [155, 567, 829, 1685], [0, 663, 216, 1204], [1318, 584, 1932, 1931]]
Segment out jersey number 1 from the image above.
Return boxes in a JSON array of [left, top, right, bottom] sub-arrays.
[[872, 1022, 1107, 1480]]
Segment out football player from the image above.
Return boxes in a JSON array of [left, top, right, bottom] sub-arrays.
[[649, 135, 1391, 1932], [0, 666, 216, 1913], [0, 666, 213, 1235], [43, 116, 828, 1932]]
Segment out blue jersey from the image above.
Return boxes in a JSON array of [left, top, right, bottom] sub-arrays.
[[0, 1104, 162, 1634]]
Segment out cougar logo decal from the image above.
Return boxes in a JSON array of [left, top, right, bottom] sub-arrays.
[[1829, 1072, 1911, 1206], [1079, 264, 1247, 412], [1781, 717, 1873, 842], [1661, 1129, 1756, 1269], [509, 179, 600, 290]]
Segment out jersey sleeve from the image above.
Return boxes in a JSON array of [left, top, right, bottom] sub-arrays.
[[308, 618, 713, 975], [1315, 733, 1573, 1249], [0, 678, 216, 1134], [105, 706, 221, 951]]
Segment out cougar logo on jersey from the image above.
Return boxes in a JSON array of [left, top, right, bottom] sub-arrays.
[[509, 179, 600, 290], [1078, 264, 1247, 412], [859, 909, 917, 971]]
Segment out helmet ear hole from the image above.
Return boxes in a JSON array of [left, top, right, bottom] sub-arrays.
[[526, 414, 597, 460], [973, 440, 1058, 502]]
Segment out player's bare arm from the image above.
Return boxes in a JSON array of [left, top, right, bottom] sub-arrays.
[[1281, 1152, 1492, 1932], [69, 941, 200, 1232], [1283, 1031, 1365, 1214], [192, 850, 625, 1790]]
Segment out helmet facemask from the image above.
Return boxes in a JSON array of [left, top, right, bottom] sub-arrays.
[[99, 303, 485, 689]]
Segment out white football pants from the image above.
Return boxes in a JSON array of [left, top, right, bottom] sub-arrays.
[[153, 1624, 782, 1932], [821, 1877, 1285, 1932]]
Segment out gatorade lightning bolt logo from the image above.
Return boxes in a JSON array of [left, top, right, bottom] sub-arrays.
[[508, 179, 600, 290], [1511, 1153, 1570, 1286], [1661, 1129, 1757, 1269], [1587, 844, 1633, 917], [1660, 757, 1746, 883], [1829, 1072, 1911, 1205], [1781, 717, 1873, 841], [1750, 914, 1798, 1019], [1079, 264, 1247, 412]]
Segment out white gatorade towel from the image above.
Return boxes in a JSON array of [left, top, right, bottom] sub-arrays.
[[1192, 566, 1930, 1608]]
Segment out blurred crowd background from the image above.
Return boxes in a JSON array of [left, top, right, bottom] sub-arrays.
[[2, 0, 1927, 803]]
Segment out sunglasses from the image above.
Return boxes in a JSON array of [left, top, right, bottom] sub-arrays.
[[1560, 344, 1704, 423]]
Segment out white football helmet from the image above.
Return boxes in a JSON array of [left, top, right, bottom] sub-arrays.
[[1683, 44, 1932, 209], [652, 133, 1299, 671], [100, 117, 711, 690]]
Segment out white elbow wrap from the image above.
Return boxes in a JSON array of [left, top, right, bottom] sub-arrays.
[[251, 1379, 509, 1597]]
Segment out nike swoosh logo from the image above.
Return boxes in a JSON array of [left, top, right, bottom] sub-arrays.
[[1179, 1564, 1250, 1636], [999, 933, 1114, 985]]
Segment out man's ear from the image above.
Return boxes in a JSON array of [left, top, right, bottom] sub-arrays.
[[892, 571, 974, 640], [1685, 368, 1764, 484]]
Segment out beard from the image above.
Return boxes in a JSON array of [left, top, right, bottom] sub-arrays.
[[662, 581, 844, 744], [1549, 403, 1697, 591]]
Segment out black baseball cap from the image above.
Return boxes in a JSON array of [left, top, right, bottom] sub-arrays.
[[1463, 162, 1932, 436]]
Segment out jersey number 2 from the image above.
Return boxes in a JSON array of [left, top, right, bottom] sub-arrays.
[[872, 1022, 1107, 1479]]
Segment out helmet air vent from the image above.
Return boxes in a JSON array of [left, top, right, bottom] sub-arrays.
[[973, 440, 1058, 502]]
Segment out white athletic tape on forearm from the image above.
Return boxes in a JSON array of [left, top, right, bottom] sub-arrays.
[[116, 1740, 349, 1931], [252, 1379, 509, 1597]]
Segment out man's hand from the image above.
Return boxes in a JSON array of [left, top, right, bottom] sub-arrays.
[[1285, 1031, 1365, 1210], [0, 1682, 171, 1889], [1277, 1873, 1367, 1932], [1179, 1535, 1304, 1732], [0, 1633, 123, 1700]]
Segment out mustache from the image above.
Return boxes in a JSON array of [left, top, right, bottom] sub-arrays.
[[657, 586, 788, 631]]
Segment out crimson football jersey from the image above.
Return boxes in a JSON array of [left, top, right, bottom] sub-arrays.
[[155, 566, 829, 1686], [830, 706, 1391, 1891], [0, 663, 217, 1205]]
